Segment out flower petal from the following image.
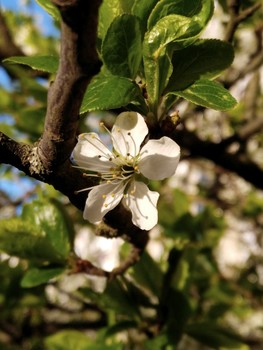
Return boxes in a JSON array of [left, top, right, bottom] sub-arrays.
[[84, 182, 125, 223], [138, 136, 180, 180], [111, 112, 148, 157], [122, 181, 159, 230], [73, 133, 113, 172]]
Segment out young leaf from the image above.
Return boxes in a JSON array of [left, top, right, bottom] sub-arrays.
[[98, 0, 133, 41], [3, 55, 59, 74], [166, 39, 234, 91], [35, 0, 61, 21], [148, 0, 203, 30], [102, 15, 142, 79], [80, 75, 147, 114], [22, 199, 73, 259], [143, 15, 198, 111], [0, 219, 66, 263], [21, 267, 65, 288], [132, 0, 160, 33], [193, 0, 214, 30], [172, 79, 237, 111]]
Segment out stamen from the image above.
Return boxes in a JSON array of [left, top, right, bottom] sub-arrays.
[[74, 185, 97, 193], [115, 128, 130, 155], [82, 133, 113, 160], [128, 132, 138, 158]]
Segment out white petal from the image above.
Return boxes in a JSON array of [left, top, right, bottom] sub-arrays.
[[84, 182, 125, 223], [73, 133, 113, 172], [122, 181, 159, 230], [111, 112, 148, 157], [138, 137, 180, 180]]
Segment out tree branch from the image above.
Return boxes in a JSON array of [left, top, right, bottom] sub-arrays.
[[174, 128, 263, 190], [38, 0, 102, 170], [224, 1, 261, 42]]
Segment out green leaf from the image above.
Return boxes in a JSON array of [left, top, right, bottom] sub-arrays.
[[131, 252, 163, 296], [186, 322, 249, 349], [166, 39, 234, 91], [98, 0, 133, 41], [164, 288, 192, 344], [21, 267, 65, 288], [102, 15, 142, 79], [0, 219, 65, 263], [144, 15, 198, 59], [148, 0, 204, 30], [172, 79, 237, 111], [81, 279, 140, 319], [81, 75, 147, 114], [34, 0, 61, 22], [143, 14, 198, 110], [132, 0, 160, 33], [193, 0, 214, 30], [3, 55, 59, 74], [22, 199, 73, 259]]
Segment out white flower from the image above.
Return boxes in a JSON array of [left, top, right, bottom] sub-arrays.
[[72, 112, 180, 230]]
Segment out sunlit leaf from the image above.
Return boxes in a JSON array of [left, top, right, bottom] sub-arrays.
[[0, 219, 65, 263], [81, 75, 147, 114], [172, 79, 237, 110], [34, 0, 61, 22], [22, 199, 73, 259], [3, 55, 59, 74], [148, 0, 204, 29], [166, 39, 234, 91]]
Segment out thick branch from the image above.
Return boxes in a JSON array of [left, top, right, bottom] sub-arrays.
[[38, 0, 102, 170], [0, 132, 91, 210]]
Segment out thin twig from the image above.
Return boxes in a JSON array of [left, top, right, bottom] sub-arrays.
[[224, 1, 261, 42]]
